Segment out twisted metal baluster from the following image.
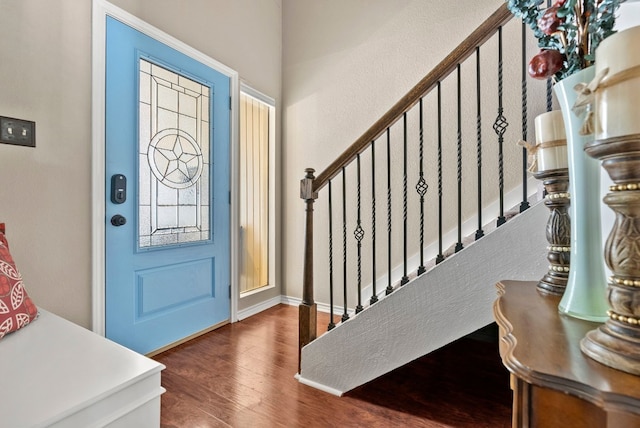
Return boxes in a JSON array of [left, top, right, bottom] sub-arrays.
[[354, 154, 364, 313], [416, 98, 428, 275], [341, 167, 349, 322], [436, 82, 445, 264], [401, 113, 409, 285], [386, 128, 394, 294], [455, 64, 464, 253], [520, 22, 530, 213], [475, 47, 485, 241], [493, 26, 508, 227], [328, 180, 335, 330], [370, 142, 379, 305]]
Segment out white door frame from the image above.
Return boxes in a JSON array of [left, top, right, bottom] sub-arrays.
[[91, 0, 240, 335]]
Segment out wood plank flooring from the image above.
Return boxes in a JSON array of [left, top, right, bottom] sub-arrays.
[[154, 304, 511, 427]]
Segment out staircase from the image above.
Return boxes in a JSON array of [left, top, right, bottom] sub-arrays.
[[298, 200, 548, 395], [297, 4, 554, 394]]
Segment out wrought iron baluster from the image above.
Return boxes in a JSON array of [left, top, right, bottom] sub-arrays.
[[416, 98, 428, 275], [386, 128, 394, 294], [455, 64, 464, 253], [520, 22, 530, 213], [401, 113, 409, 285], [370, 142, 378, 305], [493, 26, 508, 227], [341, 167, 349, 322], [354, 154, 364, 313], [328, 180, 335, 330], [436, 82, 445, 264], [475, 47, 484, 241]]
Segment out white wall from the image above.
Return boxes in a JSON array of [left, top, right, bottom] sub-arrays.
[[0, 0, 93, 327], [617, 1, 640, 31], [0, 0, 282, 328]]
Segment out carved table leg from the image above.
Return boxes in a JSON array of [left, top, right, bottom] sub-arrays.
[[582, 136, 640, 375], [533, 168, 571, 296]]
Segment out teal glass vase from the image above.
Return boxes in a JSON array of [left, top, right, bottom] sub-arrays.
[[553, 66, 609, 322]]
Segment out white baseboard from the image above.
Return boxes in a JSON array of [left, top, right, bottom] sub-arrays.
[[280, 296, 356, 318], [279, 295, 300, 307], [294, 373, 344, 397], [237, 294, 349, 320], [237, 295, 283, 321]]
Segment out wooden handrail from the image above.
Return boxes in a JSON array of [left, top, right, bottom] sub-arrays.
[[312, 3, 513, 193]]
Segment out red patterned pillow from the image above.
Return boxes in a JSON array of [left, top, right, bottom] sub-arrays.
[[0, 231, 38, 339]]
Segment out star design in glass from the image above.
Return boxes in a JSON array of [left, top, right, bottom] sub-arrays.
[[148, 129, 203, 189], [156, 134, 200, 184]]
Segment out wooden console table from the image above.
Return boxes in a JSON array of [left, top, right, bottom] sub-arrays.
[[494, 280, 640, 428]]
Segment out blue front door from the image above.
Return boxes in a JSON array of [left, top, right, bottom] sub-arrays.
[[105, 16, 230, 354]]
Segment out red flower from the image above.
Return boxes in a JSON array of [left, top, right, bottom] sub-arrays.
[[554, 0, 567, 6], [528, 50, 564, 79], [538, 6, 564, 35]]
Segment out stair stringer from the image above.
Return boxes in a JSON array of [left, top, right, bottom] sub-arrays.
[[298, 200, 549, 395]]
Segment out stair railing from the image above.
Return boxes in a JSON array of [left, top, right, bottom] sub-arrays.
[[299, 3, 550, 368]]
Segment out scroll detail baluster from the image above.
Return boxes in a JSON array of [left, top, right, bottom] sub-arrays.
[[416, 98, 428, 276], [493, 26, 508, 227], [354, 154, 364, 313]]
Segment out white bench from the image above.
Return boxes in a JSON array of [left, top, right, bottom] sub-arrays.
[[0, 309, 165, 427]]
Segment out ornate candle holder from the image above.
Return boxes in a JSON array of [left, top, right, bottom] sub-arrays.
[[582, 137, 640, 375], [580, 26, 640, 375], [533, 169, 570, 295], [531, 111, 570, 296]]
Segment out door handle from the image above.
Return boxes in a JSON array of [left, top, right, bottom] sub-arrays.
[[111, 215, 126, 227]]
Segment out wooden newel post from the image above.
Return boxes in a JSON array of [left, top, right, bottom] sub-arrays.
[[299, 168, 318, 372]]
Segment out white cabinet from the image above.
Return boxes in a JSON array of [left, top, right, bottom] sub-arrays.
[[0, 309, 165, 427]]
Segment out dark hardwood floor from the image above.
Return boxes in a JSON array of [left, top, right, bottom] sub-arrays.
[[154, 304, 512, 427]]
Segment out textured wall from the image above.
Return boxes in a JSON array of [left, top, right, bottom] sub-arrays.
[[300, 201, 548, 394]]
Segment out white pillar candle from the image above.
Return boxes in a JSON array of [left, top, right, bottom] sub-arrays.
[[535, 110, 568, 171], [595, 25, 640, 141]]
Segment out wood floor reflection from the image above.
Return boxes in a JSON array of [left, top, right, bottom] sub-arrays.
[[154, 304, 511, 428]]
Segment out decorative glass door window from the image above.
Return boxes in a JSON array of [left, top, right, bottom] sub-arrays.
[[138, 59, 210, 248]]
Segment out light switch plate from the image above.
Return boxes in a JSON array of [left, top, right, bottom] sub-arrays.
[[0, 116, 36, 147]]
